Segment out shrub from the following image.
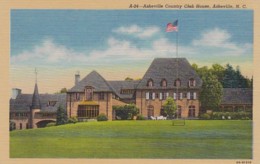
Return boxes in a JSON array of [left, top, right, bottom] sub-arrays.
[[136, 114, 145, 120], [97, 113, 108, 121], [199, 113, 211, 120], [9, 121, 16, 131], [46, 122, 56, 127], [68, 116, 78, 124], [211, 112, 252, 120], [113, 104, 139, 120]]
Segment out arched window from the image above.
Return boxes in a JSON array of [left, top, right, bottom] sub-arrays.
[[189, 78, 196, 87], [161, 79, 167, 87], [174, 79, 181, 87], [147, 79, 154, 87], [188, 105, 196, 117], [177, 106, 182, 118], [85, 86, 93, 101], [147, 105, 154, 118]]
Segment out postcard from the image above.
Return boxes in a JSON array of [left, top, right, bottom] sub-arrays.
[[0, 0, 259, 164]]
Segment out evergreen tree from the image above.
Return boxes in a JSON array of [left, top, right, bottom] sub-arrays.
[[199, 72, 223, 111], [56, 105, 67, 125]]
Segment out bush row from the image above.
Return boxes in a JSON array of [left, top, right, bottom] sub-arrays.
[[199, 112, 252, 120]]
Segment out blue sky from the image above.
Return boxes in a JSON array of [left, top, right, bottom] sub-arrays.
[[11, 10, 253, 93]]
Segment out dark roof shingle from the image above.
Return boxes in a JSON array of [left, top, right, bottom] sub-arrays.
[[68, 71, 113, 92], [108, 80, 140, 99], [221, 88, 252, 105], [10, 93, 66, 112], [137, 58, 202, 89]]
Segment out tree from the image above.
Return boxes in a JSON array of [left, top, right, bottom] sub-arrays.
[[113, 104, 139, 120], [210, 63, 225, 82], [199, 72, 223, 111], [60, 88, 67, 93], [125, 77, 134, 81], [10, 121, 16, 131], [56, 105, 68, 125], [162, 97, 177, 119]]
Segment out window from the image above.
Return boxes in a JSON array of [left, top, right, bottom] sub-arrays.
[[160, 92, 169, 100], [188, 105, 196, 117], [77, 105, 99, 118], [189, 78, 196, 87], [147, 105, 154, 118], [47, 101, 57, 106], [177, 106, 182, 118], [174, 79, 181, 87], [99, 92, 105, 100], [26, 123, 29, 129], [161, 79, 167, 87], [187, 92, 196, 100], [146, 92, 155, 100], [147, 79, 154, 87], [85, 87, 93, 101], [20, 123, 22, 130], [174, 92, 183, 100], [75, 93, 80, 101]]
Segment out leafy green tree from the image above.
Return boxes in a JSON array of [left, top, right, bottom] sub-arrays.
[[125, 77, 134, 81], [162, 97, 177, 119], [200, 72, 223, 111], [210, 63, 225, 82], [60, 88, 67, 93], [56, 105, 68, 125], [113, 104, 139, 120]]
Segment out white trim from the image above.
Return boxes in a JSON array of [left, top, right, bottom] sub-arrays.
[[194, 92, 197, 99], [152, 92, 155, 100], [166, 92, 169, 98], [146, 92, 149, 100], [187, 92, 190, 100], [180, 92, 183, 99], [173, 92, 176, 100], [159, 93, 162, 100]]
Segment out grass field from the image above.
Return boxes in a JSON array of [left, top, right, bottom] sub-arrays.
[[10, 120, 252, 159]]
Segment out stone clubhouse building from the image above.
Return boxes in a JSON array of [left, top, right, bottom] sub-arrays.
[[10, 58, 253, 129]]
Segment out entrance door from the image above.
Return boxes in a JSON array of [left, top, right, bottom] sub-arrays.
[[147, 105, 154, 118], [188, 105, 195, 117]]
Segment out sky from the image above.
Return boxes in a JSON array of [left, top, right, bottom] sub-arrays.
[[10, 10, 253, 94]]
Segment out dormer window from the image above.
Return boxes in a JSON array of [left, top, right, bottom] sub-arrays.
[[161, 79, 167, 87], [189, 78, 196, 87], [174, 79, 181, 87], [47, 101, 57, 107], [147, 79, 154, 87], [85, 86, 94, 101]]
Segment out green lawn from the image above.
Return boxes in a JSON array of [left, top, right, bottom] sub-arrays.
[[10, 120, 252, 159]]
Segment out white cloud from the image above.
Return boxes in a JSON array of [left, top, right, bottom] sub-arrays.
[[192, 28, 252, 56], [11, 27, 252, 68], [113, 25, 160, 38], [11, 38, 89, 65]]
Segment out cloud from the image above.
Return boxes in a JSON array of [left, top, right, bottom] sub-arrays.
[[113, 25, 160, 38], [11, 27, 252, 68], [191, 28, 252, 56], [11, 38, 89, 65]]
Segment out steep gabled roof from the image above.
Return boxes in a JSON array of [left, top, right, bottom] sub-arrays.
[[108, 80, 140, 99], [68, 71, 113, 92], [221, 88, 252, 105], [137, 58, 202, 89], [10, 93, 66, 112]]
